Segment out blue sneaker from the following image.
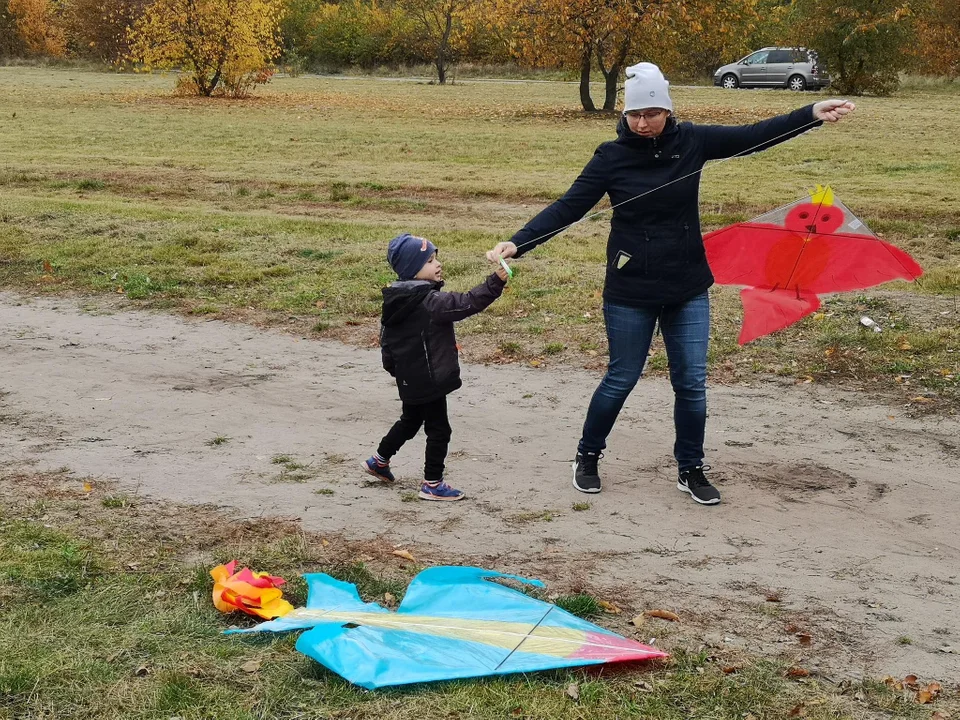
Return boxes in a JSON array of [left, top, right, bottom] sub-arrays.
[[362, 456, 395, 483], [418, 480, 465, 502]]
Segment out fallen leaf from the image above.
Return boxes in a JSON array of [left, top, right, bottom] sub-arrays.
[[83, 481, 93, 492], [321, 538, 330, 547], [722, 666, 740, 674], [598, 600, 621, 615], [785, 667, 810, 678], [899, 340, 913, 351], [917, 690, 934, 704], [134, 664, 149, 677], [797, 633, 812, 646], [240, 660, 261, 674], [392, 549, 415, 562], [42, 259, 53, 273], [630, 615, 646, 627], [633, 679, 654, 692], [384, 592, 396, 606], [912, 396, 934, 404], [785, 622, 801, 634], [529, 359, 542, 368], [644, 609, 679, 622], [904, 674, 919, 688], [765, 591, 782, 602], [931, 711, 951, 720], [824, 347, 835, 357], [788, 703, 807, 717], [566, 682, 580, 701]]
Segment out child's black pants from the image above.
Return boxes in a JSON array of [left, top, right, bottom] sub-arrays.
[[377, 397, 451, 482]]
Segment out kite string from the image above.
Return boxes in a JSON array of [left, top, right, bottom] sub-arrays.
[[493, 605, 554, 672], [511, 117, 825, 253]]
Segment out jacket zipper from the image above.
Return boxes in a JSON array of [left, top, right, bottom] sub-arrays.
[[683, 223, 690, 263], [421, 331, 435, 382]]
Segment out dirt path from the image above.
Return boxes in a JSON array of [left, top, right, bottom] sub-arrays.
[[2, 292, 958, 681]]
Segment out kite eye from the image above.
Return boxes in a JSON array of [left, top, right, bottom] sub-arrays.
[[822, 213, 831, 222]]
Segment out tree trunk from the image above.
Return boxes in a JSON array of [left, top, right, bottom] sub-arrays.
[[579, 45, 595, 112], [599, 29, 632, 111], [436, 4, 454, 85], [602, 68, 620, 111]]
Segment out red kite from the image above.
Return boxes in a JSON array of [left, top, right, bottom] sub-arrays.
[[704, 186, 923, 344]]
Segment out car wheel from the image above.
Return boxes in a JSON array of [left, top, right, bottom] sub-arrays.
[[788, 74, 807, 91], [721, 74, 739, 89]]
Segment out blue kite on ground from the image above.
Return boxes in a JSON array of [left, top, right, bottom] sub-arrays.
[[229, 566, 667, 689]]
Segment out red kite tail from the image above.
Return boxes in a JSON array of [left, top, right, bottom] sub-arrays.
[[739, 288, 821, 345]]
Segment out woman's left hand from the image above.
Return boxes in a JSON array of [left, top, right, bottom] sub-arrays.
[[813, 99, 856, 123]]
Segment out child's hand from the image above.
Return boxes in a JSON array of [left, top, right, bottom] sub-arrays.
[[495, 264, 509, 282]]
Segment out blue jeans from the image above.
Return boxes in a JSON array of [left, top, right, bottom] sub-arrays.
[[578, 292, 709, 470]]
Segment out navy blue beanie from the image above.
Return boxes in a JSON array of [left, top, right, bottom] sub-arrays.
[[387, 233, 437, 280]]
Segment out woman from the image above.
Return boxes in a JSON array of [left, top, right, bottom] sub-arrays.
[[487, 62, 854, 505]]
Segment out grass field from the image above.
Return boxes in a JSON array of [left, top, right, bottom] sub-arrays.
[[1, 471, 949, 720], [0, 67, 958, 408]]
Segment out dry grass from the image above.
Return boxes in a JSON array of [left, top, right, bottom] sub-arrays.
[[1, 470, 950, 720], [0, 67, 957, 407]]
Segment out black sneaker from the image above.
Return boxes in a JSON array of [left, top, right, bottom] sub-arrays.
[[572, 452, 602, 494], [677, 465, 721, 505]]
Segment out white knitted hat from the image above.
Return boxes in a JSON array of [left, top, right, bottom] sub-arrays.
[[623, 62, 673, 113]]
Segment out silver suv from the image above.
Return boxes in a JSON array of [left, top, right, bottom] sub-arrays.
[[713, 47, 830, 91]]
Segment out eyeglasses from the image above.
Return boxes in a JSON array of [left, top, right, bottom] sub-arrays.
[[624, 110, 666, 120]]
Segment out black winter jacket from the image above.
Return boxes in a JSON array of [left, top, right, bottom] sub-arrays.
[[509, 105, 823, 306], [380, 273, 506, 404]]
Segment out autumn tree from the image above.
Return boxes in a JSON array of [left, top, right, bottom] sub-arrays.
[[494, 0, 677, 111], [786, 0, 914, 95], [397, 0, 474, 84], [1, 0, 27, 56], [665, 0, 761, 79], [64, 0, 149, 62], [909, 0, 959, 78], [127, 0, 284, 97], [285, 0, 416, 70], [7, 0, 66, 55]]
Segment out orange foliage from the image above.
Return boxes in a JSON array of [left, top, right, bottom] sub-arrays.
[[63, 0, 149, 62], [491, 0, 680, 110], [8, 0, 65, 56], [911, 0, 960, 77]]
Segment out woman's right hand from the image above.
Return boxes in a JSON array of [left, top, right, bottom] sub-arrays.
[[486, 241, 518, 263]]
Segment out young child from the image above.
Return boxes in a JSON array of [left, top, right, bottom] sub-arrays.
[[363, 233, 509, 501]]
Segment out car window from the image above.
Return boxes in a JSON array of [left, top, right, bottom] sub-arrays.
[[767, 50, 792, 63], [792, 49, 809, 63], [743, 51, 770, 65]]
